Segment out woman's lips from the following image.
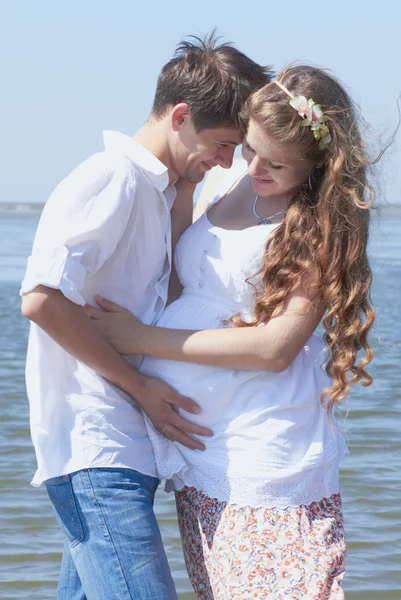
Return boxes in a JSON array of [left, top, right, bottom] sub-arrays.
[[254, 176, 274, 183]]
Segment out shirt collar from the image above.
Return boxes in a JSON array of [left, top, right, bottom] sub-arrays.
[[103, 131, 170, 193]]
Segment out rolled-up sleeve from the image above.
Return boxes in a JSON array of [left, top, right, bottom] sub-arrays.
[[20, 152, 137, 305]]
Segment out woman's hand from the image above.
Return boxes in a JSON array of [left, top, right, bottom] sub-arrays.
[[84, 296, 145, 355], [174, 177, 197, 197]]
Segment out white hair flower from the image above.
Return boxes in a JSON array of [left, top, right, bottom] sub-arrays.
[[290, 95, 331, 149]]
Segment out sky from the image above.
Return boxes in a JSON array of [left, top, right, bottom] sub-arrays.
[[0, 1, 400, 204]]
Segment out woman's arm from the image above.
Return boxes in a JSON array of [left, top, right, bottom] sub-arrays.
[[193, 159, 248, 221], [168, 179, 195, 305], [86, 274, 324, 372], [193, 165, 226, 221], [143, 281, 322, 371]]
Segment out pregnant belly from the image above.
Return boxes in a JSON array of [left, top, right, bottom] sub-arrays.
[[141, 293, 242, 426], [141, 294, 328, 434], [141, 349, 327, 467], [156, 291, 238, 331]]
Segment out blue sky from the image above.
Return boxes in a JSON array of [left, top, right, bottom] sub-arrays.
[[1, 1, 400, 204]]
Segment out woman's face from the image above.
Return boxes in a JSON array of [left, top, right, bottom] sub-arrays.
[[242, 117, 315, 198]]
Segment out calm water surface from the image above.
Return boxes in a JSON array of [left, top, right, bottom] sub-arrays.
[[0, 207, 400, 600]]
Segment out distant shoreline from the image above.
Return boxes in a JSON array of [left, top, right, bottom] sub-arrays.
[[1, 201, 401, 216], [0, 203, 44, 214]]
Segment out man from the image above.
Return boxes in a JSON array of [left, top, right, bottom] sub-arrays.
[[21, 33, 271, 599]]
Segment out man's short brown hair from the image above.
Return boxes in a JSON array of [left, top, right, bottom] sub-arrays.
[[152, 31, 273, 133]]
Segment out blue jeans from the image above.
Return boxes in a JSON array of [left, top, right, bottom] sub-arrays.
[[45, 468, 178, 600]]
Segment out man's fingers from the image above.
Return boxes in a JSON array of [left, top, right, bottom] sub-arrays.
[[95, 295, 123, 312], [170, 393, 202, 415], [162, 425, 206, 451], [167, 393, 213, 435], [169, 412, 213, 437]]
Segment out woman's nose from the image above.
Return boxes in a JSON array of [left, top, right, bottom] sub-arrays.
[[248, 155, 265, 177]]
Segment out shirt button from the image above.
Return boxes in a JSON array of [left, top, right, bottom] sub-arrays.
[[199, 283, 203, 288], [203, 250, 207, 254], [200, 267, 204, 273]]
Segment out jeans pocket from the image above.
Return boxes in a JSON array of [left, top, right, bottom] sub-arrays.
[[46, 475, 85, 547]]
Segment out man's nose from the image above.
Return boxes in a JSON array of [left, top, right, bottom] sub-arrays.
[[216, 146, 235, 169]]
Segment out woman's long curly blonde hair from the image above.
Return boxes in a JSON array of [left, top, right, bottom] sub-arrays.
[[234, 65, 376, 415]]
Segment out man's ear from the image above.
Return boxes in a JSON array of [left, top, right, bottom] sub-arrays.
[[171, 103, 190, 132]]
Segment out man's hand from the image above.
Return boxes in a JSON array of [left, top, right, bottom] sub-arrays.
[[133, 373, 213, 451], [85, 296, 213, 450]]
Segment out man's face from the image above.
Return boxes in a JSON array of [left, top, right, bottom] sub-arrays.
[[170, 107, 243, 183]]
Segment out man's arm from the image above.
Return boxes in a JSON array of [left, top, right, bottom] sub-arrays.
[[22, 286, 212, 449]]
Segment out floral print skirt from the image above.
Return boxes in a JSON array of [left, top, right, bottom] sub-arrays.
[[176, 487, 346, 600]]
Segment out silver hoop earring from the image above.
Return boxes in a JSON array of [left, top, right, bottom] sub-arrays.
[[308, 173, 314, 191]]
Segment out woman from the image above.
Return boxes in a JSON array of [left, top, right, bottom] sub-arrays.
[[86, 65, 375, 599]]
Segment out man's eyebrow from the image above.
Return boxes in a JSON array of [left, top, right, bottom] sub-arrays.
[[218, 140, 240, 146]]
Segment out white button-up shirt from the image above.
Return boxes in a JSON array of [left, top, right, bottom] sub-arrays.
[[21, 131, 176, 486]]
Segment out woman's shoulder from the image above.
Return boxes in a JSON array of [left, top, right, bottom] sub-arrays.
[[194, 158, 248, 220]]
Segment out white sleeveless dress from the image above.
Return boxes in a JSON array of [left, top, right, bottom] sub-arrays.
[[140, 173, 348, 510]]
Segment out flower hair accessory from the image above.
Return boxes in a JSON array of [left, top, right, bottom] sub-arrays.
[[274, 80, 331, 149]]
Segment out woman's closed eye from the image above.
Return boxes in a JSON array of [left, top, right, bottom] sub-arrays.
[[245, 142, 255, 154]]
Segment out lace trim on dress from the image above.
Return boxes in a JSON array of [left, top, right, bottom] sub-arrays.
[[145, 410, 348, 509], [164, 443, 348, 509]]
